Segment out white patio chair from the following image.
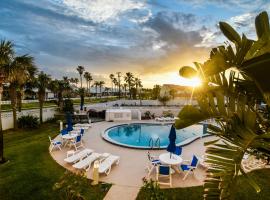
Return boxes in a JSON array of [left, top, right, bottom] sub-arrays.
[[156, 165, 174, 187], [64, 148, 94, 164], [48, 136, 62, 152], [180, 155, 199, 180], [98, 155, 120, 175], [70, 134, 84, 151], [146, 151, 161, 178]]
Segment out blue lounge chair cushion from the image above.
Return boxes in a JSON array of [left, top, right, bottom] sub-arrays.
[[180, 164, 190, 171], [80, 129, 84, 136], [76, 135, 81, 142], [54, 141, 62, 145], [159, 166, 170, 175], [61, 129, 68, 135]]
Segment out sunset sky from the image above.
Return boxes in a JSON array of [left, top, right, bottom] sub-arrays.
[[0, 0, 268, 87]]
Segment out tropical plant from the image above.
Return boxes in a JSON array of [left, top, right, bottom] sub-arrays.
[[0, 40, 14, 163], [175, 11, 270, 200], [93, 81, 99, 98], [134, 77, 142, 100], [152, 85, 161, 100], [99, 81, 105, 98], [62, 98, 74, 113], [109, 74, 114, 94], [36, 71, 51, 123], [76, 65, 85, 89], [116, 72, 121, 99], [18, 115, 39, 129], [124, 72, 134, 99], [158, 95, 170, 106]]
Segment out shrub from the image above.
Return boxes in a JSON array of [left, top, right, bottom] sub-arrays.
[[45, 117, 57, 123], [162, 110, 174, 118], [137, 178, 165, 200], [18, 115, 39, 129], [142, 111, 155, 120]]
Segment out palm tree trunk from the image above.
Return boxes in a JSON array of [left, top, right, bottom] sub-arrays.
[[17, 89, 22, 112], [129, 85, 131, 99], [10, 87, 17, 130], [0, 85, 5, 163], [39, 94, 44, 123], [80, 75, 82, 88]]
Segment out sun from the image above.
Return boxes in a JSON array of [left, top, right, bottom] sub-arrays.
[[178, 76, 202, 87]]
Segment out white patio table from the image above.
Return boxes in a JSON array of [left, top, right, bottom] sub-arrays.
[[62, 133, 77, 147], [159, 152, 183, 165]]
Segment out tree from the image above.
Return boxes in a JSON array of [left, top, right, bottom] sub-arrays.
[[36, 71, 51, 123], [116, 72, 121, 99], [152, 85, 161, 100], [6, 55, 36, 130], [134, 77, 142, 100], [99, 81, 105, 98], [169, 88, 177, 99], [109, 74, 114, 95], [76, 66, 85, 89], [84, 72, 92, 96], [124, 72, 134, 99], [112, 77, 118, 96], [93, 81, 99, 98], [122, 83, 128, 98], [175, 11, 270, 200], [0, 40, 14, 163], [76, 66, 85, 110]]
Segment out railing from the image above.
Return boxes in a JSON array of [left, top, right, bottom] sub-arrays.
[[149, 137, 160, 149]]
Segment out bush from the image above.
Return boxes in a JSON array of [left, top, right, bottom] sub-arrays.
[[137, 178, 165, 200], [45, 117, 57, 123], [18, 115, 39, 129], [162, 110, 174, 118], [142, 111, 155, 120]]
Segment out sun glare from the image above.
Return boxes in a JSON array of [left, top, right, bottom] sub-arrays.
[[178, 76, 202, 87]]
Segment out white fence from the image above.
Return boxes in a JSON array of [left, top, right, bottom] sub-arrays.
[[1, 107, 57, 130]]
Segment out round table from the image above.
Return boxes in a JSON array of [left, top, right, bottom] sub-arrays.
[[62, 133, 77, 140], [159, 152, 183, 165]]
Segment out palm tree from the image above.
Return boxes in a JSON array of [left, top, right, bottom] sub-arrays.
[[74, 78, 79, 87], [109, 74, 115, 95], [0, 40, 14, 163], [84, 72, 90, 95], [112, 78, 118, 96], [134, 77, 142, 100], [36, 71, 51, 123], [122, 83, 128, 98], [124, 72, 134, 99], [99, 81, 105, 98], [93, 81, 99, 98], [116, 72, 121, 99], [76, 66, 85, 88], [63, 76, 69, 83], [76, 66, 85, 110], [87, 73, 93, 95], [7, 55, 36, 129], [175, 11, 270, 200]]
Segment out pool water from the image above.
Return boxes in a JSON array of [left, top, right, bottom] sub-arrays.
[[103, 123, 204, 149]]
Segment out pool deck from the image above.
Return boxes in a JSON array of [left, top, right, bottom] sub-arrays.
[[50, 120, 216, 198]]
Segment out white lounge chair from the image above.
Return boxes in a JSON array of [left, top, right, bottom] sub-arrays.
[[73, 152, 101, 171], [98, 155, 120, 175], [64, 148, 93, 164]]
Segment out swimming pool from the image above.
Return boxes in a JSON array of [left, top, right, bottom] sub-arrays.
[[102, 123, 205, 149]]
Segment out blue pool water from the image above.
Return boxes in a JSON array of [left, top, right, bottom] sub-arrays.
[[103, 123, 204, 149]]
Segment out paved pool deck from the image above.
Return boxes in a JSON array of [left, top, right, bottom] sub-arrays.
[[50, 120, 216, 199]]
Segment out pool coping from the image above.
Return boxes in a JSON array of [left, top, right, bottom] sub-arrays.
[[101, 122, 211, 150]]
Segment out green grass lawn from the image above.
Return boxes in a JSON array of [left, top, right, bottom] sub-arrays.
[[137, 169, 270, 200], [0, 123, 110, 200]]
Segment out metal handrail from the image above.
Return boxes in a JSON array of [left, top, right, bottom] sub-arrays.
[[149, 138, 154, 149], [155, 137, 160, 149]]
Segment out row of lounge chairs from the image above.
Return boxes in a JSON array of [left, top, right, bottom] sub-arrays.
[[155, 117, 177, 122], [64, 148, 120, 175]]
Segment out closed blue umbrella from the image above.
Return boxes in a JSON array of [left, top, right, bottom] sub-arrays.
[[167, 125, 176, 158], [66, 112, 73, 131]]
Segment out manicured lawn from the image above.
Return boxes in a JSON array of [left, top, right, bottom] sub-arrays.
[[0, 123, 110, 200], [137, 169, 270, 200]]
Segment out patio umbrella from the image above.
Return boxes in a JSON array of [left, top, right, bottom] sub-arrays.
[[167, 125, 176, 158], [66, 112, 73, 131]]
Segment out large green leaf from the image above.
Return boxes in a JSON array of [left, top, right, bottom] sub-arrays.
[[179, 66, 198, 78], [219, 22, 241, 45], [255, 11, 270, 39]]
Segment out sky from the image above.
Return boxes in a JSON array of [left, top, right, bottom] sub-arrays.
[[0, 0, 269, 88]]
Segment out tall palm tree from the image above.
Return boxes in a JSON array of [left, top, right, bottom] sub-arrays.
[[93, 81, 99, 98], [36, 71, 51, 123], [74, 78, 79, 87], [112, 78, 118, 95], [124, 72, 134, 99], [0, 40, 14, 163], [87, 73, 93, 95], [76, 66, 85, 88], [76, 66, 85, 110], [84, 72, 90, 95], [109, 74, 114, 95], [122, 83, 128, 98], [134, 77, 142, 100], [7, 55, 36, 129], [116, 72, 121, 99], [99, 81, 105, 98]]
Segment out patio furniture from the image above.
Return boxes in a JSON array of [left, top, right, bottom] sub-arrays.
[[48, 136, 62, 152], [66, 150, 75, 158], [159, 152, 183, 166], [64, 148, 94, 164], [70, 134, 84, 151], [156, 165, 174, 187], [62, 133, 78, 147], [98, 155, 120, 175], [72, 152, 102, 171], [61, 128, 68, 135], [180, 155, 199, 180], [146, 151, 161, 178]]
